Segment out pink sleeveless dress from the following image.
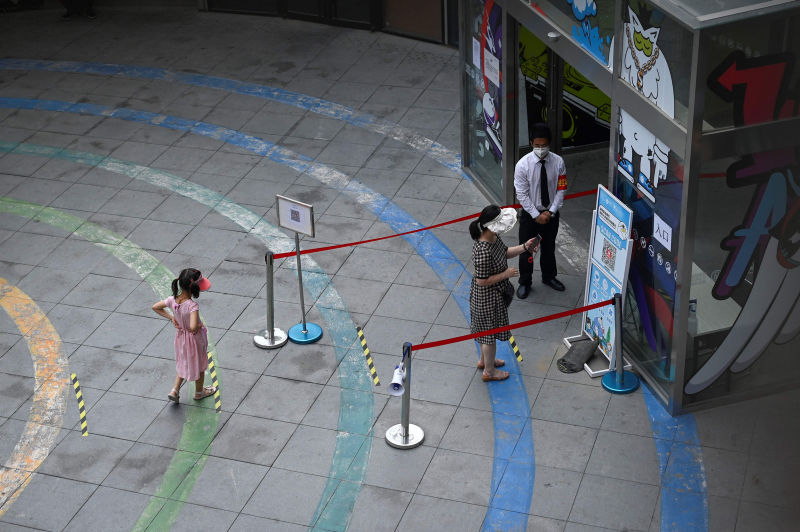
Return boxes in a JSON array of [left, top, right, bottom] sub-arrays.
[[165, 296, 208, 381]]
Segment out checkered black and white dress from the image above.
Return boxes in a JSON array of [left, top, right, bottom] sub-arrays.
[[470, 236, 512, 345]]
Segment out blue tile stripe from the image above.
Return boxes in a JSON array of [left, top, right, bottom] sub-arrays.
[[0, 59, 465, 177], [643, 384, 709, 531]]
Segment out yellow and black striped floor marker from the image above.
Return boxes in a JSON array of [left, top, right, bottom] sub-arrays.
[[356, 327, 380, 386], [70, 373, 88, 436], [509, 335, 523, 363], [207, 352, 222, 413]]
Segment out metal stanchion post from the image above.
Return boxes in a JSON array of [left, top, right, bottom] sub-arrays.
[[386, 342, 425, 449], [254, 251, 288, 349], [602, 293, 640, 394], [296, 233, 307, 333], [288, 232, 322, 344]]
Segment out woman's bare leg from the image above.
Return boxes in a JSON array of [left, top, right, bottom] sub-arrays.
[[481, 342, 496, 372], [481, 341, 509, 379]]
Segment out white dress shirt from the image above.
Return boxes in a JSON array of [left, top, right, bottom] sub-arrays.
[[513, 150, 567, 217]]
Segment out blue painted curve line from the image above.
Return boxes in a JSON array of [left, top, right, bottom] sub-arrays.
[[0, 97, 535, 530], [0, 59, 465, 178], [0, 139, 374, 531], [643, 385, 709, 531]]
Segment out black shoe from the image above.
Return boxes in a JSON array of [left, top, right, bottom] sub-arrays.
[[87, 10, 96, 19], [543, 278, 565, 291], [516, 284, 530, 299]]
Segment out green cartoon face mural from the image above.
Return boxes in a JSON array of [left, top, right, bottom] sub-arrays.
[[633, 30, 654, 57]]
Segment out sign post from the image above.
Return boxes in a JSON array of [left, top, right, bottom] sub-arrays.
[[564, 185, 634, 376], [276, 195, 323, 345]]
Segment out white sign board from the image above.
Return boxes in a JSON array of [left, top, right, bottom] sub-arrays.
[[584, 262, 619, 360], [276, 195, 315, 237], [591, 186, 633, 286], [564, 185, 634, 376], [483, 50, 500, 88], [472, 37, 482, 70]]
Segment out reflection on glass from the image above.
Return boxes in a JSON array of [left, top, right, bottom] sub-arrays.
[[703, 15, 800, 130], [520, 0, 614, 65], [335, 0, 373, 24], [611, 1, 692, 125], [685, 45, 800, 404], [464, 0, 504, 199], [519, 26, 611, 147], [286, 0, 322, 16], [614, 108, 683, 398]]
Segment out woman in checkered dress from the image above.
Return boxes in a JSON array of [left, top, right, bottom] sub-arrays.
[[470, 205, 539, 381]]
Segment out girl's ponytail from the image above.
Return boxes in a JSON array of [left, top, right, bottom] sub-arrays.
[[189, 277, 200, 299]]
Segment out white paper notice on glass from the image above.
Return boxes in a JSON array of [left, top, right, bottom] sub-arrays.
[[276, 195, 315, 237], [472, 37, 482, 70], [484, 50, 500, 88], [653, 212, 672, 252]]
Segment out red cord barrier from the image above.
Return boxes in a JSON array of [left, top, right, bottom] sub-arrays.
[[272, 187, 599, 259], [412, 298, 613, 351]]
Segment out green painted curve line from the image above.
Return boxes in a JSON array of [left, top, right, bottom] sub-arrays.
[[1, 141, 375, 531], [0, 194, 223, 530]]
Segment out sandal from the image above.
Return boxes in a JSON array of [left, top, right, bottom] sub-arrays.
[[477, 359, 505, 370], [482, 370, 510, 382], [168, 389, 180, 402], [193, 385, 217, 400]]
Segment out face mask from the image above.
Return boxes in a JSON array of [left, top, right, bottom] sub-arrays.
[[533, 146, 549, 159]]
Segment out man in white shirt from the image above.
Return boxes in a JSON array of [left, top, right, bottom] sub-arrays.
[[514, 123, 567, 298]]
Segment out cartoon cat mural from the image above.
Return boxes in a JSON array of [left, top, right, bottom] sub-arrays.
[[610, 7, 675, 202]]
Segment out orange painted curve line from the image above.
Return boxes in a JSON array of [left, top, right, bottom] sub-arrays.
[[0, 278, 68, 516]]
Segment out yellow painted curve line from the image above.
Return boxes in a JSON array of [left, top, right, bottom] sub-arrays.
[[0, 278, 68, 516]]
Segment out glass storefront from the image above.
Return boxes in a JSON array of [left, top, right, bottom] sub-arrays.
[[462, 0, 800, 413], [463, 0, 505, 200], [615, 1, 693, 125], [519, 0, 615, 66], [683, 149, 800, 405], [702, 14, 800, 130], [614, 109, 683, 398], [682, 14, 800, 405], [520, 26, 611, 147]]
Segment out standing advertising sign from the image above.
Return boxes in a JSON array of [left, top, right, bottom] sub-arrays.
[[275, 195, 322, 345], [565, 185, 634, 376]]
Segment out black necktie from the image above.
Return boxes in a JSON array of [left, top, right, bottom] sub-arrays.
[[540, 160, 550, 208]]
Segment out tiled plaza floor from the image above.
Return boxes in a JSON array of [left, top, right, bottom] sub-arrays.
[[0, 4, 798, 531]]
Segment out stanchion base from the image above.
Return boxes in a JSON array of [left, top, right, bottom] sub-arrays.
[[253, 328, 288, 349], [288, 322, 323, 344], [385, 423, 425, 449], [601, 371, 640, 394]]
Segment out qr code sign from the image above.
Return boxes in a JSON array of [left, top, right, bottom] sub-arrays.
[[602, 238, 617, 271]]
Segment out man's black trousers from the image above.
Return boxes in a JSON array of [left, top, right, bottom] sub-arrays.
[[518, 209, 559, 285]]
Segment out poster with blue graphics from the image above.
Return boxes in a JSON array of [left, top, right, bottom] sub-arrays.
[[591, 184, 633, 286], [584, 262, 618, 359]]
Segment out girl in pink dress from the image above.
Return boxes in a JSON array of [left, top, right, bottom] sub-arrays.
[[152, 268, 216, 402]]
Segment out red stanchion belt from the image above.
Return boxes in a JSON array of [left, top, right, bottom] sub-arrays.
[[273, 187, 598, 259], [412, 298, 613, 351]]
